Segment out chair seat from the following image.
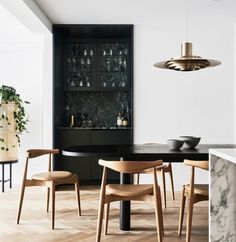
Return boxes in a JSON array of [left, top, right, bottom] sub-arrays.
[[106, 184, 153, 197], [185, 184, 208, 196], [32, 171, 74, 181]]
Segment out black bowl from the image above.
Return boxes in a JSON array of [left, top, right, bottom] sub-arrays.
[[167, 139, 184, 150], [179, 136, 201, 149]]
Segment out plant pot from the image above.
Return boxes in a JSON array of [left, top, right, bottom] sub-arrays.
[[0, 102, 18, 161]]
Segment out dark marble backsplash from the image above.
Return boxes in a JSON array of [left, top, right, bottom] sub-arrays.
[[64, 91, 130, 127]]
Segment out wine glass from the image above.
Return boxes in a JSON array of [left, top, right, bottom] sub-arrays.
[[79, 77, 84, 87], [70, 79, 76, 87], [80, 58, 85, 65], [120, 75, 126, 87], [123, 48, 128, 55], [67, 57, 72, 71], [123, 60, 127, 71], [86, 76, 91, 87], [67, 75, 71, 86], [106, 59, 111, 72], [65, 104, 70, 112], [72, 57, 77, 72]]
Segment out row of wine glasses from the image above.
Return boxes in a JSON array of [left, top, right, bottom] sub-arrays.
[[100, 43, 128, 56], [67, 44, 94, 57], [67, 43, 128, 58], [101, 74, 128, 88], [67, 73, 92, 88], [101, 56, 127, 72], [67, 57, 93, 72]]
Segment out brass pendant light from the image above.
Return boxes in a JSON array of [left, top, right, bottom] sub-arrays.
[[154, 0, 221, 71]]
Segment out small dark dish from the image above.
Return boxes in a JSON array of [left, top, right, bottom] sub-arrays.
[[179, 136, 201, 149], [167, 139, 184, 150]]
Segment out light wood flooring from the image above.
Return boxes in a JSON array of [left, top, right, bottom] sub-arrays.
[[0, 186, 208, 242]]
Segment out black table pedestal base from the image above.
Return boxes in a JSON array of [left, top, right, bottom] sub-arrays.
[[120, 200, 130, 230], [120, 156, 131, 231]]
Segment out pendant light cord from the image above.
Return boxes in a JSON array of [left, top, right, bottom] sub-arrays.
[[186, 0, 189, 42]]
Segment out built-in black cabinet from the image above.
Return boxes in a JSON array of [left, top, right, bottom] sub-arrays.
[[53, 25, 133, 184]]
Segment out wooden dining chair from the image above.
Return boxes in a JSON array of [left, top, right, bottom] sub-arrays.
[[16, 149, 81, 229], [136, 162, 175, 208], [136, 143, 175, 208], [178, 159, 209, 242], [96, 159, 165, 242]]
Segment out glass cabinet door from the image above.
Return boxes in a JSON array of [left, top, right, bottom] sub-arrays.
[[99, 42, 129, 90], [66, 43, 95, 90]]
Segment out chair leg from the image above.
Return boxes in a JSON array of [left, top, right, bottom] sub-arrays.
[[96, 196, 105, 242], [16, 182, 26, 224], [161, 169, 167, 208], [186, 190, 194, 242], [137, 173, 140, 185], [75, 177, 81, 216], [154, 186, 163, 242], [158, 186, 164, 237], [51, 182, 55, 230], [178, 185, 186, 236], [2, 164, 4, 193], [47, 187, 50, 212], [169, 164, 175, 200], [104, 202, 110, 235]]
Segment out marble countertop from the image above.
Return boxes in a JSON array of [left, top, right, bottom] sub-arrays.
[[210, 148, 236, 164]]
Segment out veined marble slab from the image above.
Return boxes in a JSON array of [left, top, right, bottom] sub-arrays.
[[210, 149, 236, 242]]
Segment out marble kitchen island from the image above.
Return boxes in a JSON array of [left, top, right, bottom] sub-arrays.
[[210, 148, 236, 242]]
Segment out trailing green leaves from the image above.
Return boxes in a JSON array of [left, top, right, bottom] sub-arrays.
[[0, 85, 30, 149]]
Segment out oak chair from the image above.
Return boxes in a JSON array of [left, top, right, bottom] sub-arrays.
[[136, 163, 175, 208], [178, 159, 209, 242], [136, 143, 175, 208], [16, 149, 81, 229], [96, 159, 165, 242]]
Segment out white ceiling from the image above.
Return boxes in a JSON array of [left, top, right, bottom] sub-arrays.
[[33, 0, 236, 25]]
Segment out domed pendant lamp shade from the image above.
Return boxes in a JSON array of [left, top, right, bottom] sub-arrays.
[[154, 42, 221, 71], [154, 0, 221, 71]]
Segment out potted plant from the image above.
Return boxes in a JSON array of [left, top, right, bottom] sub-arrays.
[[0, 85, 29, 161]]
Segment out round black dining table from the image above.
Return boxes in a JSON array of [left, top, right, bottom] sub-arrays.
[[62, 143, 235, 231]]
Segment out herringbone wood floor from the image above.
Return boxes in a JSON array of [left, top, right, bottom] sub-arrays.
[[0, 186, 208, 242]]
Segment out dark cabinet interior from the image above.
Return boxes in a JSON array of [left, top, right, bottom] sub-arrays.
[[53, 25, 133, 184]]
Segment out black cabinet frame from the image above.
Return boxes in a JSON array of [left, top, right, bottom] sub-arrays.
[[53, 25, 133, 184]]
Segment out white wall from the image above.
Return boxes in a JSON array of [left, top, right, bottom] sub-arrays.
[[0, 3, 52, 185]]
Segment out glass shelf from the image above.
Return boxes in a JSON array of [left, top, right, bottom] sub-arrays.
[[64, 87, 130, 92]]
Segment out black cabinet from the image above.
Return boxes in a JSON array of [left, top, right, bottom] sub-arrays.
[[53, 25, 133, 184], [55, 129, 91, 181], [90, 129, 132, 181]]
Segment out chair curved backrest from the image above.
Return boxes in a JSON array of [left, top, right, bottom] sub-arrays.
[[98, 159, 163, 174], [23, 149, 59, 181], [27, 149, 59, 159], [184, 159, 208, 171]]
